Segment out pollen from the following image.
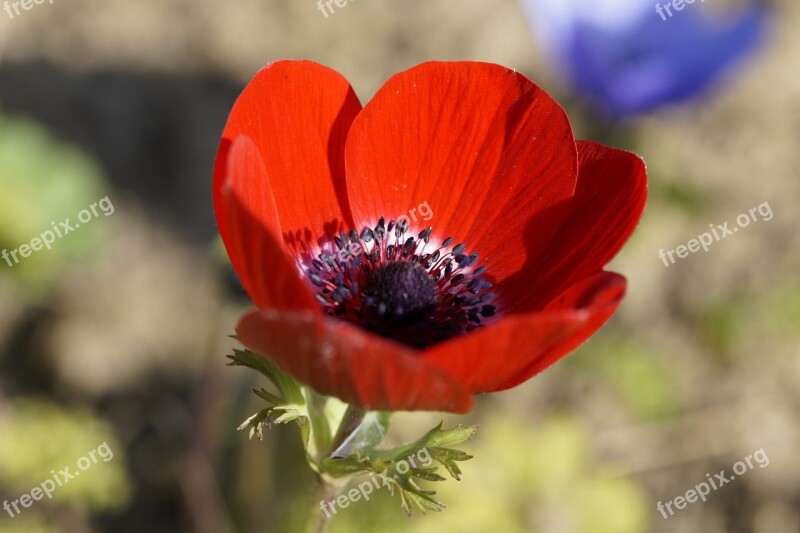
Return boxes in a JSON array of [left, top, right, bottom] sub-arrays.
[[305, 217, 496, 349]]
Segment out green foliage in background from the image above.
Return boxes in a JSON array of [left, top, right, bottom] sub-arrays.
[[0, 513, 52, 533], [695, 300, 743, 364], [0, 398, 131, 516], [0, 113, 110, 296], [767, 281, 800, 338], [693, 277, 800, 364], [569, 337, 681, 420], [327, 414, 649, 533]]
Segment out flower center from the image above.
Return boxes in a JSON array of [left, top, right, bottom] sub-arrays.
[[362, 260, 438, 330], [304, 217, 496, 349]]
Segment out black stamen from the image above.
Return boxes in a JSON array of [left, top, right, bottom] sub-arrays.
[[307, 218, 497, 348]]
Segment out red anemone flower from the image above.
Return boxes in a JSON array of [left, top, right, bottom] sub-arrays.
[[213, 60, 646, 414]]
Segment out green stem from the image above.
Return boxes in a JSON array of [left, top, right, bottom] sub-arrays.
[[305, 390, 334, 461], [305, 475, 346, 533]]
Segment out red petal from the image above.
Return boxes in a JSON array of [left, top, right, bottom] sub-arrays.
[[422, 271, 625, 393], [213, 60, 362, 259], [501, 141, 647, 312], [345, 61, 577, 277], [218, 136, 318, 310], [488, 271, 627, 391], [236, 309, 474, 413]]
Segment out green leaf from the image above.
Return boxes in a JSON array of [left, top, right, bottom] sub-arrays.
[[236, 408, 273, 440], [319, 421, 478, 515], [236, 403, 307, 440], [229, 347, 351, 473], [227, 348, 304, 405], [270, 404, 307, 425], [227, 345, 477, 510], [428, 447, 473, 480], [368, 421, 479, 471], [418, 421, 480, 448], [398, 485, 445, 515], [253, 387, 286, 406]]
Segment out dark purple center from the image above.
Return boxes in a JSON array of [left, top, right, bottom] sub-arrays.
[[362, 260, 438, 331], [305, 217, 496, 349]]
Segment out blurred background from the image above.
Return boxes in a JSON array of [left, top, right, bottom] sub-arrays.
[[0, 0, 798, 532]]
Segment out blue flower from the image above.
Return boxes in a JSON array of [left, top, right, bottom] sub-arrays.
[[522, 0, 770, 118]]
